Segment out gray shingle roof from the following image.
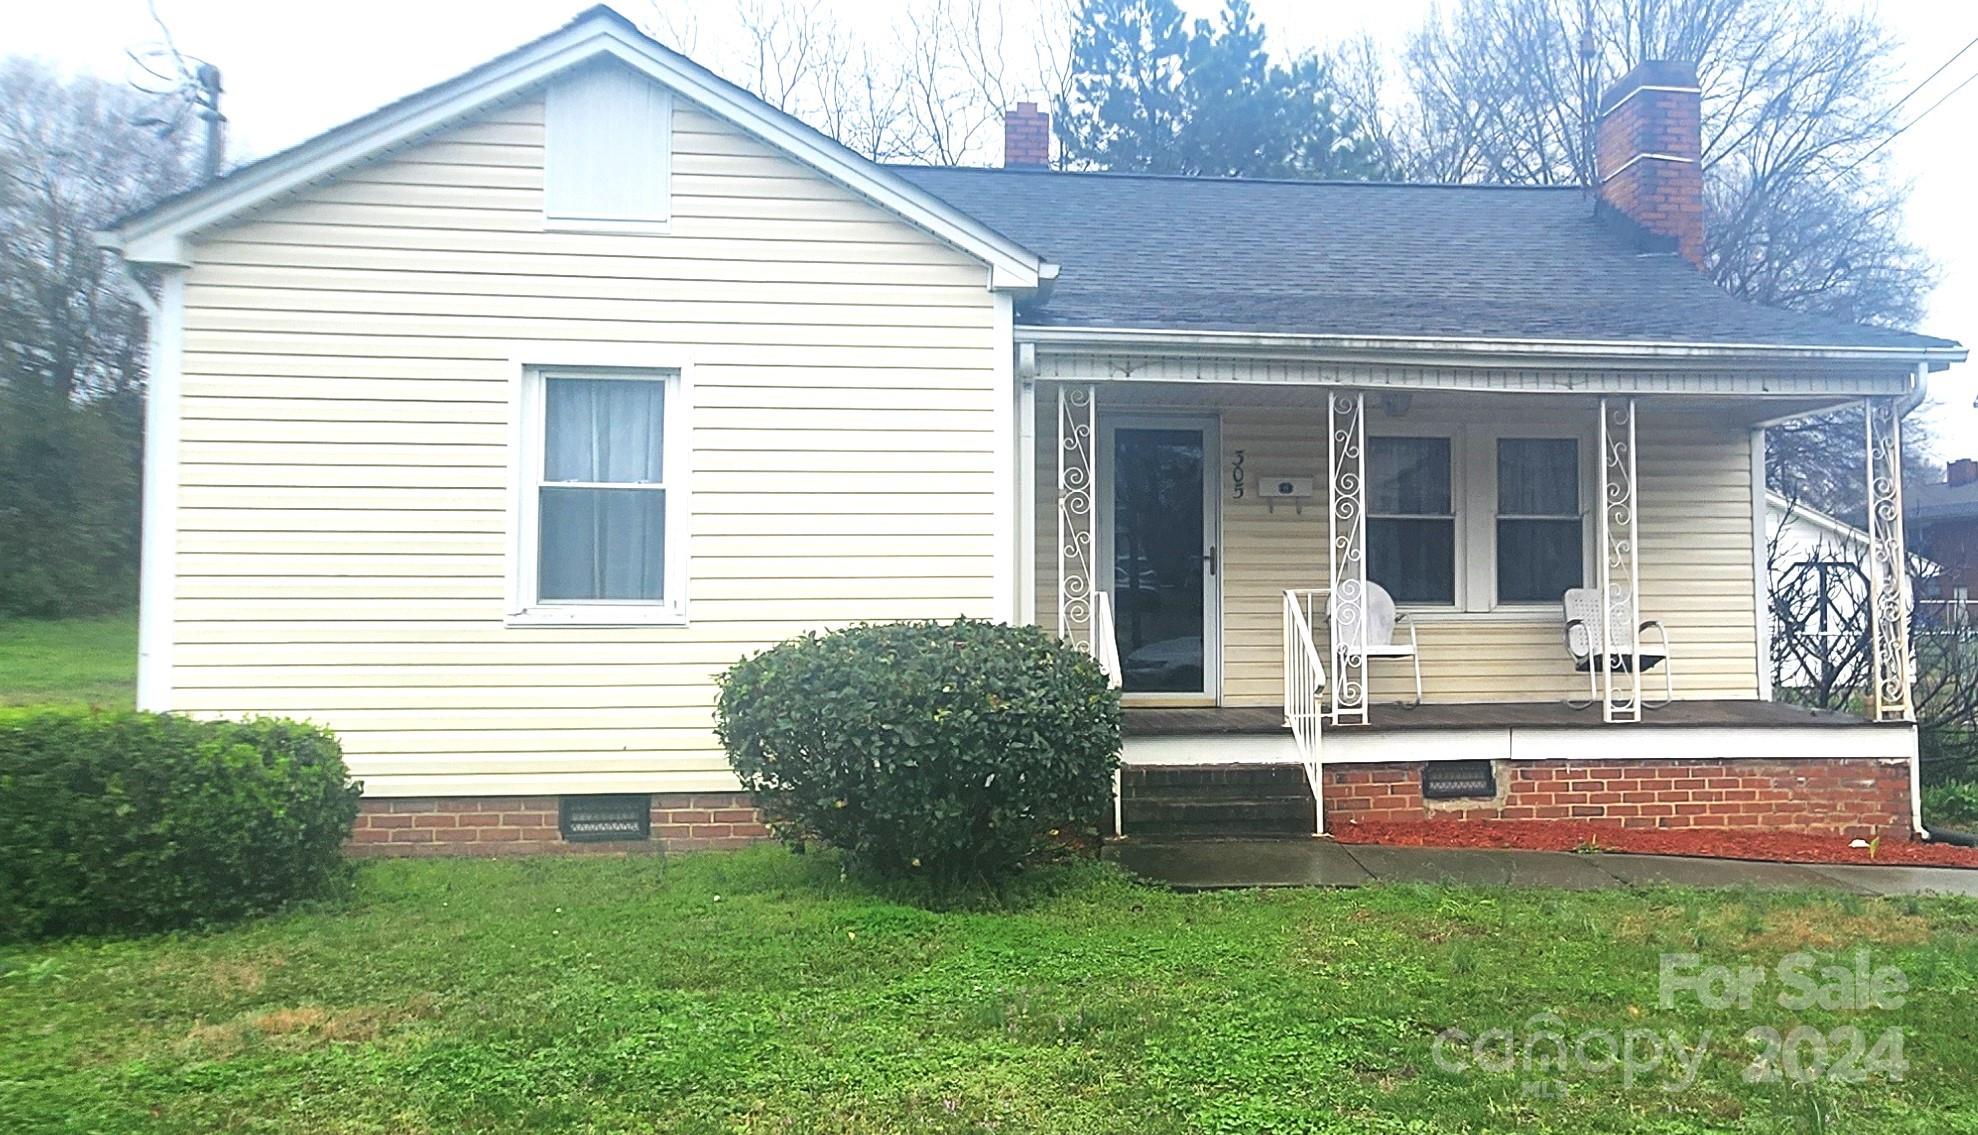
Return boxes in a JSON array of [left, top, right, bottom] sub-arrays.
[[891, 166, 1956, 351], [1911, 478, 1978, 522]]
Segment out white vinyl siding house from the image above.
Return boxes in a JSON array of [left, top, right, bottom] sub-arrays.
[[105, 9, 1961, 846], [166, 87, 1010, 798]]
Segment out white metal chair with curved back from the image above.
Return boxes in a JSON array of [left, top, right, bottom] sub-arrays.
[[1327, 580, 1423, 710], [1563, 585, 1673, 710]]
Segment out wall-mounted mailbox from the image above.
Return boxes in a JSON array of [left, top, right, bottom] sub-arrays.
[[1261, 476, 1314, 499]]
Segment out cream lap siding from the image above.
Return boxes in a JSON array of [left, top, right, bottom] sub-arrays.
[[172, 95, 1003, 797], [1034, 395, 1761, 706]]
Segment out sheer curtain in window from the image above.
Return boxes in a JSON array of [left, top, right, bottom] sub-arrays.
[[539, 378, 667, 601], [1496, 438, 1582, 603]]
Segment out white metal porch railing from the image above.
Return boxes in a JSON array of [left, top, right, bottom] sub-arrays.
[[1282, 588, 1327, 835], [1094, 590, 1125, 836]]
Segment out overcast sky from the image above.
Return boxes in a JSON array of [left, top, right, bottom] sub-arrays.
[[8, 0, 1973, 457]]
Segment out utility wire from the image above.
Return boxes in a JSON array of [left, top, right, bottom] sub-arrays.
[[1842, 64, 1978, 175], [1884, 33, 1978, 120]]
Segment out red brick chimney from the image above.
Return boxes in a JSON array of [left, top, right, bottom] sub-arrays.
[[1949, 458, 1978, 487], [1003, 102, 1050, 169], [1595, 60, 1704, 268]]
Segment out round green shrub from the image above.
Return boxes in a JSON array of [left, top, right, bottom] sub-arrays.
[[0, 711, 361, 940], [716, 619, 1121, 886]]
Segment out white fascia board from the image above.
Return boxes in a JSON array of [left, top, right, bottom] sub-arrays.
[[1017, 324, 1967, 369], [102, 14, 1044, 290]]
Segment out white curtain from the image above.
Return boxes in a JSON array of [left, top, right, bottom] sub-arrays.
[[540, 379, 666, 601]]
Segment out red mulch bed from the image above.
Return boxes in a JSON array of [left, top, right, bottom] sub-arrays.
[[1329, 819, 1978, 869]]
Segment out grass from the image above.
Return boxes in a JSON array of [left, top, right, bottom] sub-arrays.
[[4, 848, 1976, 1133], [0, 613, 136, 710]]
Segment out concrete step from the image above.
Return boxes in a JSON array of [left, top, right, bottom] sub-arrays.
[[1129, 781, 1313, 804], [1122, 795, 1318, 836], [1124, 764, 1309, 791]]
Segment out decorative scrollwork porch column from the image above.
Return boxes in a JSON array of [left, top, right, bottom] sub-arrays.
[[1327, 391, 1368, 725], [1056, 384, 1098, 654], [1597, 396, 1644, 723], [1865, 396, 1914, 721]]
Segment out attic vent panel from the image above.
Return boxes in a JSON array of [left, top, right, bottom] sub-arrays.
[[545, 62, 672, 228]]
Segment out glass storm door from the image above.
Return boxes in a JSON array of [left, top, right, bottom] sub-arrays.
[[1105, 419, 1218, 699]]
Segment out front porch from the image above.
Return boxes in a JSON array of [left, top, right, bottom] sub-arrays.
[[1020, 368, 1923, 840], [1113, 700, 1917, 841]]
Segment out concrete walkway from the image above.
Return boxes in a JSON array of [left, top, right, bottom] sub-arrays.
[[1104, 838, 1978, 897]]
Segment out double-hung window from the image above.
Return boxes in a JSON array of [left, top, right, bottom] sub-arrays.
[[1364, 426, 1589, 613], [1495, 438, 1584, 604], [514, 368, 685, 624], [1367, 436, 1456, 605]]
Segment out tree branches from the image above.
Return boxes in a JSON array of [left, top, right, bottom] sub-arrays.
[[1345, 0, 1933, 333], [644, 0, 1067, 165]]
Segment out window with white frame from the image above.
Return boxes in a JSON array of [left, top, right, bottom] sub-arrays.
[[1365, 426, 1589, 613], [1495, 437, 1584, 604], [544, 62, 672, 229], [1368, 436, 1456, 604], [515, 368, 685, 623]]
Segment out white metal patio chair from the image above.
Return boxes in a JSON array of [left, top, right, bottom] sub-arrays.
[[1327, 580, 1423, 707], [1562, 585, 1674, 709]]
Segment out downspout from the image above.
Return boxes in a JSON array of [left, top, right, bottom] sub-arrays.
[[1895, 361, 1972, 844], [109, 255, 184, 713]]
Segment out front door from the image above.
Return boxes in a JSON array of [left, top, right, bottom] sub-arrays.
[[1102, 417, 1219, 702]]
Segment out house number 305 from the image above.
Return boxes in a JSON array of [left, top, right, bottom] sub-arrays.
[[1231, 450, 1246, 499]]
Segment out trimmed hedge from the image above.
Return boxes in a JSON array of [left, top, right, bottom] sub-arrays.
[[0, 711, 361, 940], [716, 619, 1121, 887]]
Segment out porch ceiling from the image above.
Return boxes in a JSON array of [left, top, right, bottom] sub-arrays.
[[1066, 381, 1845, 428]]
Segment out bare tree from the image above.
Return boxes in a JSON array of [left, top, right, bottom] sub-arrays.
[[1344, 0, 1934, 331], [0, 59, 198, 615], [1337, 0, 1940, 518], [642, 0, 1069, 166], [1770, 527, 1978, 779], [0, 59, 196, 401]]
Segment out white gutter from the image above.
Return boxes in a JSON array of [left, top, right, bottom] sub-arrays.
[[1017, 324, 1967, 368]]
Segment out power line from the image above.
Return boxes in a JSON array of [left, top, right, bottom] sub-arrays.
[[1844, 64, 1978, 175], [1884, 33, 1978, 120]]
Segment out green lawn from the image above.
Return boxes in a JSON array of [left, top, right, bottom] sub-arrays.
[[0, 613, 136, 710], [4, 848, 1975, 1133]]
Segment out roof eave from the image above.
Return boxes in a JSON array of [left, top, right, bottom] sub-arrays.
[[1016, 324, 1967, 371], [100, 8, 1047, 290]]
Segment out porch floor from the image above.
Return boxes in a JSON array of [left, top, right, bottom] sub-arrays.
[[1122, 699, 1879, 736]]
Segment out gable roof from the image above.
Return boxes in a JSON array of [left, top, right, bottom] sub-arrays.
[[894, 165, 1962, 361], [102, 6, 1049, 290], [1910, 477, 1978, 524]]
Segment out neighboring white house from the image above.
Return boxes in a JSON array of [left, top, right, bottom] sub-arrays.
[[101, 7, 1965, 851]]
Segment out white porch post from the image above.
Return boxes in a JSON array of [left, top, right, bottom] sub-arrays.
[[1597, 396, 1644, 723], [1056, 383, 1098, 653], [1327, 391, 1368, 725], [1017, 379, 1037, 625], [1865, 395, 1914, 721]]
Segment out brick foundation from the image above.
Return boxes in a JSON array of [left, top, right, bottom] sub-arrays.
[[346, 793, 770, 857], [1327, 758, 1913, 841]]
